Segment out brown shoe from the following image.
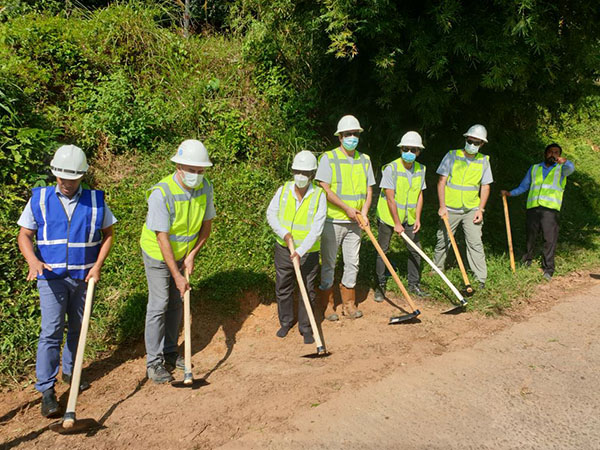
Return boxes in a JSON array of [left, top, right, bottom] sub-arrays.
[[339, 283, 363, 319], [320, 287, 339, 321]]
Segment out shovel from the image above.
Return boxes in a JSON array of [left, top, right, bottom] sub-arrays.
[[287, 240, 327, 356], [441, 214, 474, 296], [50, 278, 101, 434], [399, 232, 467, 314], [356, 214, 421, 324], [502, 194, 516, 274], [172, 269, 198, 387]]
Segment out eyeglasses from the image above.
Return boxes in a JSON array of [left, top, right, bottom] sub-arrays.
[[400, 147, 419, 153], [341, 131, 360, 138], [466, 138, 483, 145]]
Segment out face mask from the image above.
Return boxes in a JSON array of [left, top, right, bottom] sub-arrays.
[[464, 141, 480, 154], [294, 174, 310, 188], [401, 151, 417, 163], [182, 170, 203, 188], [342, 136, 359, 151]]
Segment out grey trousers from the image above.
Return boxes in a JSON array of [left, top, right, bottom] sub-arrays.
[[143, 251, 183, 368], [320, 221, 362, 290], [274, 244, 319, 335], [433, 209, 487, 283], [376, 220, 422, 287]]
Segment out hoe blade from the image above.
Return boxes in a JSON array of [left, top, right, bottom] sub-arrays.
[[442, 300, 468, 315], [389, 310, 421, 325], [49, 418, 102, 435]]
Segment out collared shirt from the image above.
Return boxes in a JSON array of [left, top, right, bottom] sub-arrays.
[[145, 174, 216, 232], [380, 162, 427, 191], [436, 150, 493, 212], [266, 182, 327, 257], [315, 148, 376, 223], [18, 185, 117, 230], [509, 160, 575, 197]]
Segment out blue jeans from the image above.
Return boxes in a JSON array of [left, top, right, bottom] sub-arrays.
[[35, 277, 87, 393]]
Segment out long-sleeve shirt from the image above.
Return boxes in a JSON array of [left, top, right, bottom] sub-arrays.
[[266, 183, 327, 257], [509, 161, 575, 197]]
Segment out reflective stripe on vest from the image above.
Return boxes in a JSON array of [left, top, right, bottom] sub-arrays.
[[376, 160, 425, 226], [526, 163, 566, 211], [322, 147, 370, 220], [444, 150, 487, 209], [140, 174, 210, 261], [30, 186, 105, 280], [275, 181, 323, 253]]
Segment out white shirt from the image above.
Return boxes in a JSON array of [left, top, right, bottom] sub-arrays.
[[266, 182, 327, 257]]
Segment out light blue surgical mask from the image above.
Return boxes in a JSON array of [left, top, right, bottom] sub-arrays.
[[342, 136, 359, 151], [182, 171, 203, 188], [401, 151, 417, 163], [464, 141, 481, 155]]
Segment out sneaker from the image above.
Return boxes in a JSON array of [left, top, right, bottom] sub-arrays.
[[523, 260, 532, 267], [62, 373, 91, 392], [478, 282, 486, 290], [147, 363, 174, 384], [41, 389, 60, 418], [408, 285, 429, 297], [373, 285, 385, 302], [276, 326, 290, 338], [543, 272, 552, 281], [164, 352, 186, 371], [303, 333, 315, 345]]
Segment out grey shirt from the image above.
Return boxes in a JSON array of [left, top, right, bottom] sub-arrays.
[[18, 185, 118, 230], [436, 150, 493, 213], [315, 148, 376, 223], [145, 174, 216, 233]]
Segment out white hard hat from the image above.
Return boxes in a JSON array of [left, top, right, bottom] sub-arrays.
[[334, 115, 364, 136], [171, 139, 213, 167], [50, 145, 89, 180], [397, 131, 425, 149], [291, 150, 317, 171], [463, 124, 488, 143]]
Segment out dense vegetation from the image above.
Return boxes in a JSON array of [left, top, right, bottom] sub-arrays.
[[1, 1, 599, 384]]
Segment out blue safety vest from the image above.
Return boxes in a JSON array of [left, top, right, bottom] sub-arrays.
[[30, 186, 106, 280]]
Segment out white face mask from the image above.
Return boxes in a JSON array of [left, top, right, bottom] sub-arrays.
[[294, 174, 310, 188], [182, 170, 203, 188], [464, 141, 481, 154]]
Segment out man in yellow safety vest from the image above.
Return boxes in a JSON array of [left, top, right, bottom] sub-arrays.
[[266, 151, 327, 344], [433, 124, 493, 289], [374, 131, 428, 301], [315, 115, 376, 320], [140, 139, 214, 384], [501, 143, 574, 280]]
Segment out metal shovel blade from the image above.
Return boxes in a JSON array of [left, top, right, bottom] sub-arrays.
[[461, 285, 475, 297], [49, 418, 102, 435], [389, 309, 421, 325], [442, 300, 468, 315], [302, 347, 331, 359], [171, 378, 209, 389]]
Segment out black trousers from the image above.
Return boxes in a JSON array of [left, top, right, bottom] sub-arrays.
[[524, 206, 560, 275], [376, 220, 422, 287], [274, 244, 319, 335]]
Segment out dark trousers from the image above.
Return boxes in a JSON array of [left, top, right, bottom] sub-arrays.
[[524, 206, 560, 276], [376, 220, 422, 287], [274, 244, 320, 335]]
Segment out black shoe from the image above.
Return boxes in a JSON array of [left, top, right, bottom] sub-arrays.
[[276, 326, 290, 338], [408, 285, 429, 297], [164, 352, 186, 371], [147, 363, 174, 384], [523, 260, 532, 267], [62, 373, 90, 392], [303, 333, 315, 345], [543, 272, 552, 281], [41, 389, 60, 418], [373, 285, 386, 302], [478, 282, 486, 290]]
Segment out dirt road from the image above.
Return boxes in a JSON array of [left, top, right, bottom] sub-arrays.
[[1, 272, 599, 449]]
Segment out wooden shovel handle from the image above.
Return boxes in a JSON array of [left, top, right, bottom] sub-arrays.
[[441, 215, 472, 289], [502, 195, 516, 274], [287, 240, 325, 352], [356, 214, 419, 313], [183, 269, 193, 383]]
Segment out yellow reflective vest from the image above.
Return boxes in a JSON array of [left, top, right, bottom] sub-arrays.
[[444, 150, 488, 210], [320, 147, 371, 220], [376, 160, 425, 226], [140, 174, 210, 261], [526, 163, 566, 211], [275, 181, 324, 253]]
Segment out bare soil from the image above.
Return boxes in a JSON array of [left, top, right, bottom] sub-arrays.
[[1, 270, 599, 449]]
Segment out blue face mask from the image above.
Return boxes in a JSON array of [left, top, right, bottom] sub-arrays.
[[401, 151, 417, 163], [342, 136, 359, 151]]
